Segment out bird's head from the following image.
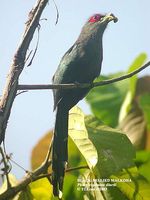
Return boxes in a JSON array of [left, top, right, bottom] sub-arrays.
[[88, 13, 118, 32], [79, 13, 118, 40], [88, 13, 118, 24]]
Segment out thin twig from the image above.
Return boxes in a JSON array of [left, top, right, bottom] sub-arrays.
[[27, 25, 40, 67], [17, 61, 150, 91], [66, 165, 89, 172], [0, 147, 11, 189], [93, 61, 150, 87], [52, 0, 59, 25], [31, 165, 89, 180]]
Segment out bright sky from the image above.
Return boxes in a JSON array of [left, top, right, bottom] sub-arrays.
[[0, 1, 150, 178]]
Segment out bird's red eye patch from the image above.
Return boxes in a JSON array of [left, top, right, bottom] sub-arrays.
[[88, 14, 103, 23]]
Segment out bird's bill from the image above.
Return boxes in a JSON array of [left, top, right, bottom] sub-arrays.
[[103, 13, 118, 23]]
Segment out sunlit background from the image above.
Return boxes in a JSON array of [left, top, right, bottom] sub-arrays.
[[0, 0, 150, 178]]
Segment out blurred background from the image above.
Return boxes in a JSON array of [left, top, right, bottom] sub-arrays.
[[0, 0, 150, 178]]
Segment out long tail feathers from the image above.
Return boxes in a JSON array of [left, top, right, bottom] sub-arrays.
[[52, 105, 68, 198]]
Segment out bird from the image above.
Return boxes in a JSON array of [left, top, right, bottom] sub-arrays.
[[52, 13, 117, 198]]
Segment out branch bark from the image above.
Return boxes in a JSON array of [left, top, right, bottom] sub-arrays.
[[17, 61, 150, 90], [0, 0, 49, 144]]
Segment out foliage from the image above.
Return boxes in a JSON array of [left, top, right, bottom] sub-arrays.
[[0, 53, 150, 199]]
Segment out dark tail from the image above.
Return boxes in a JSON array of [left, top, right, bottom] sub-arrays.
[[52, 105, 69, 198]]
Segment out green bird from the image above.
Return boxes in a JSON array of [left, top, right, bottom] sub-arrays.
[[52, 13, 117, 198]]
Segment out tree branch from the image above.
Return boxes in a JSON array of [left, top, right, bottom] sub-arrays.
[[0, 160, 51, 200], [17, 61, 150, 91], [0, 161, 88, 200], [0, 0, 49, 144]]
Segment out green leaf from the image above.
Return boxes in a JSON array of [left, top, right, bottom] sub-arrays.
[[127, 53, 147, 95], [68, 106, 135, 178], [111, 167, 150, 200], [135, 151, 150, 182], [104, 186, 128, 200], [79, 169, 105, 200], [29, 178, 53, 200], [136, 151, 150, 163], [63, 173, 83, 200], [139, 94, 150, 130], [119, 53, 147, 122], [86, 73, 129, 127], [86, 53, 147, 127], [69, 106, 98, 169], [85, 115, 135, 177]]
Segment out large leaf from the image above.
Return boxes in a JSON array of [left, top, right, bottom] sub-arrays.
[[86, 73, 128, 127], [119, 76, 150, 149], [29, 178, 52, 200], [85, 115, 135, 177], [118, 102, 146, 149], [104, 186, 128, 200], [135, 151, 150, 182], [63, 173, 83, 200], [31, 131, 53, 170], [111, 167, 150, 200], [86, 53, 147, 127], [68, 106, 135, 177], [139, 94, 150, 130], [119, 53, 147, 122], [78, 169, 105, 200], [68, 106, 98, 169]]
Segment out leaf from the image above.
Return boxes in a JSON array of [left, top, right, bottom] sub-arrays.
[[85, 115, 135, 177], [119, 53, 147, 122], [79, 169, 105, 200], [104, 186, 128, 200], [29, 178, 53, 200], [135, 151, 150, 182], [136, 151, 150, 163], [118, 102, 146, 149], [68, 106, 135, 177], [111, 167, 150, 200], [86, 73, 129, 127], [127, 53, 147, 96], [63, 173, 83, 200], [86, 53, 147, 127], [68, 106, 98, 169], [119, 76, 150, 149], [31, 131, 53, 170], [139, 94, 150, 130]]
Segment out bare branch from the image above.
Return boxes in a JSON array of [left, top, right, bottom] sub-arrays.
[[17, 61, 150, 91], [0, 0, 49, 144]]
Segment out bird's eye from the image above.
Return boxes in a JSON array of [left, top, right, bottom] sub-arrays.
[[88, 14, 103, 23]]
